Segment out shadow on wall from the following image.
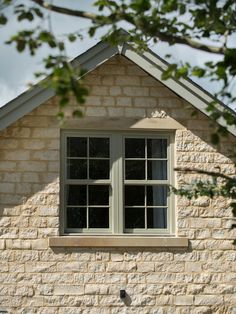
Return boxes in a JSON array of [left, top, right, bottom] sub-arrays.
[[0, 176, 60, 239]]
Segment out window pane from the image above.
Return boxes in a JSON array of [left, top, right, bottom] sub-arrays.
[[125, 186, 145, 206], [125, 207, 145, 228], [67, 207, 86, 228], [89, 207, 109, 228], [89, 160, 110, 179], [147, 186, 168, 206], [89, 185, 109, 205], [125, 160, 145, 180], [67, 137, 87, 157], [89, 138, 109, 158], [147, 139, 167, 158], [125, 138, 145, 158], [147, 208, 167, 228], [67, 159, 87, 179], [147, 160, 167, 180], [67, 185, 87, 205]]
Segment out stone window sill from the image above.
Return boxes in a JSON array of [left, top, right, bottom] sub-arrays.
[[48, 236, 188, 248]]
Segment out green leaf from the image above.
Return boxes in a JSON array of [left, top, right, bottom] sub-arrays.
[[48, 40, 57, 48], [68, 34, 76, 42], [26, 11, 34, 21], [39, 31, 52, 42], [33, 8, 43, 18], [34, 71, 45, 78], [73, 109, 83, 118], [18, 11, 34, 21], [130, 0, 151, 12], [58, 42, 65, 51], [89, 27, 96, 37], [161, 0, 178, 12], [192, 67, 205, 77], [161, 64, 177, 80], [59, 97, 69, 107], [211, 133, 219, 145], [57, 111, 65, 120], [175, 66, 188, 78], [0, 14, 7, 25], [16, 40, 26, 52], [15, 4, 25, 9], [179, 3, 186, 15]]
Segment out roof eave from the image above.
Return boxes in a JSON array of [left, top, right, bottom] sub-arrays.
[[0, 41, 119, 131]]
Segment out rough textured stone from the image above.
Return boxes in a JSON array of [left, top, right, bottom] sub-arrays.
[[175, 295, 194, 305], [0, 55, 235, 313]]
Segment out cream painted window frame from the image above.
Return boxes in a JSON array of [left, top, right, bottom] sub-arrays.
[[60, 130, 175, 236]]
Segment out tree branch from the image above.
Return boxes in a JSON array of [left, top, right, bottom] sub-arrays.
[[154, 32, 226, 55], [174, 167, 234, 181], [31, 0, 226, 55], [31, 0, 98, 21]]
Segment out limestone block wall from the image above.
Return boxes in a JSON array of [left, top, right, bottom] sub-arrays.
[[0, 55, 235, 313]]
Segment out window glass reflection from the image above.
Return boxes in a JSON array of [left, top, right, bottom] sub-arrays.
[[67, 137, 87, 157], [125, 207, 145, 228], [125, 160, 145, 180], [89, 207, 109, 228], [89, 138, 109, 158], [67, 185, 87, 206], [67, 207, 86, 228], [125, 186, 145, 206], [67, 159, 87, 179], [147, 160, 167, 180], [147, 186, 168, 206], [125, 138, 145, 158], [89, 185, 109, 205], [89, 160, 110, 179], [147, 139, 167, 158], [147, 208, 167, 228]]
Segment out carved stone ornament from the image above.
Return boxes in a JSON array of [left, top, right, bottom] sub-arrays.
[[150, 110, 167, 118]]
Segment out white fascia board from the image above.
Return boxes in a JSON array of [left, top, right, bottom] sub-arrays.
[[0, 42, 119, 131], [0, 86, 54, 131], [72, 41, 118, 72], [121, 44, 236, 137]]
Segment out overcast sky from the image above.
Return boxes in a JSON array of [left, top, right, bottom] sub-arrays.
[[0, 1, 235, 109]]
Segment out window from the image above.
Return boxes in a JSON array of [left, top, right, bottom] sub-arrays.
[[61, 131, 175, 235]]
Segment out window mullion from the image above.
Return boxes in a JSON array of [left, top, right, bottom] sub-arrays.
[[87, 137, 89, 179], [145, 139, 147, 230], [145, 185, 147, 230], [110, 134, 123, 234], [86, 185, 89, 229]]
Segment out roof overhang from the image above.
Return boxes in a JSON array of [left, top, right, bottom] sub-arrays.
[[0, 38, 235, 137]]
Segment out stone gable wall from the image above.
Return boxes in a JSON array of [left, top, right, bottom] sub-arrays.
[[0, 56, 235, 313]]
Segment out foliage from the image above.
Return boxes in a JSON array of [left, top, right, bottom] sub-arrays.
[[1, 1, 235, 133], [1, 0, 236, 235], [172, 168, 236, 243]]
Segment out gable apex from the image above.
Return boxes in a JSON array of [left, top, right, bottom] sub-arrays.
[[0, 34, 235, 136]]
